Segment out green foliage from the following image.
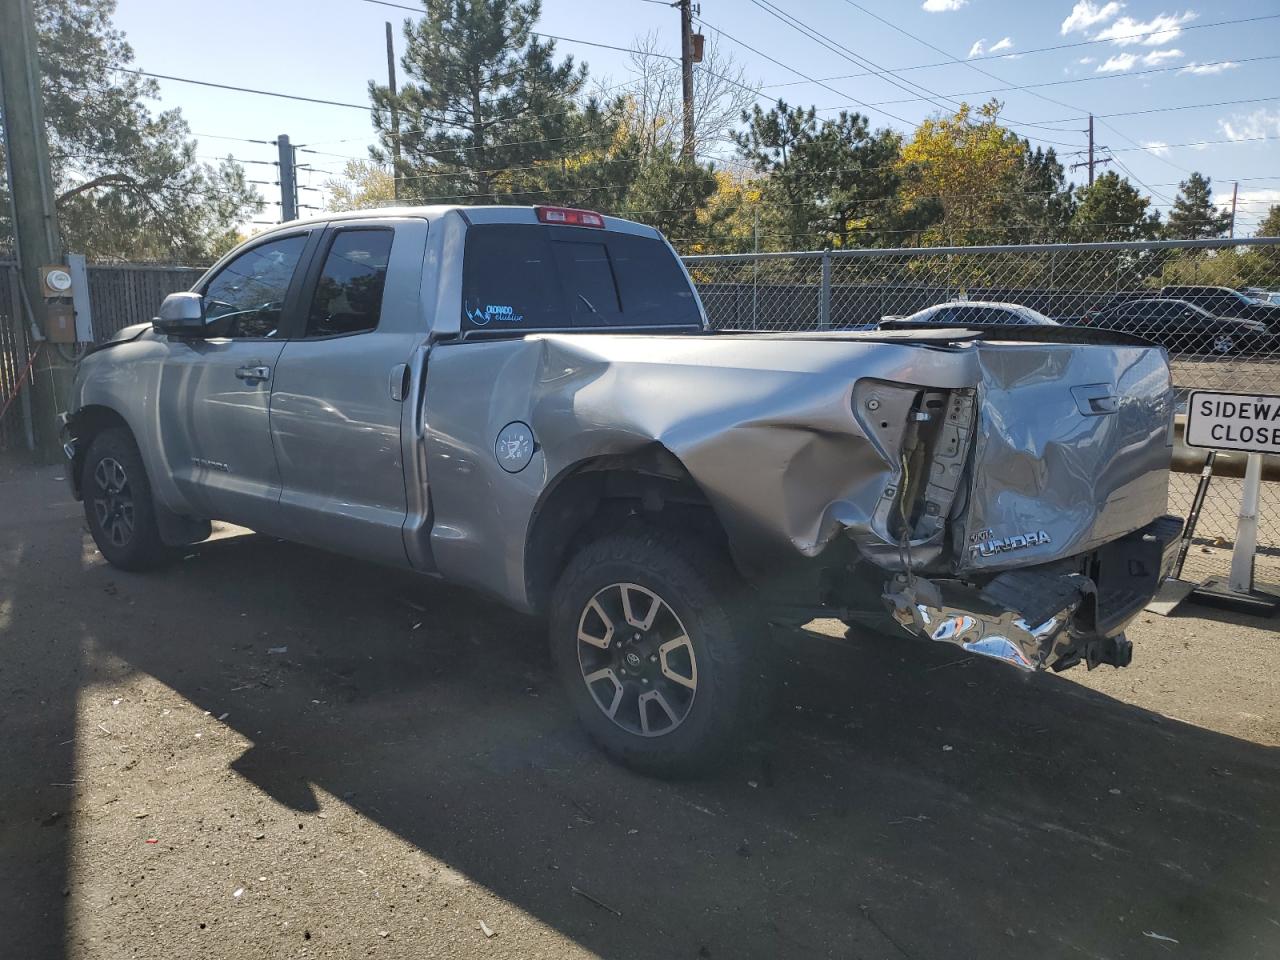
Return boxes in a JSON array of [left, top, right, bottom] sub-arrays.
[[617, 152, 720, 244], [326, 160, 397, 212], [0, 0, 261, 260], [733, 101, 910, 250], [1254, 204, 1280, 238], [1163, 172, 1230, 240], [371, 0, 616, 204], [897, 101, 1027, 246], [1070, 171, 1161, 241]]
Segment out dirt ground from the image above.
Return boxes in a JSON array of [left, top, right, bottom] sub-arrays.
[[2, 459, 1278, 960]]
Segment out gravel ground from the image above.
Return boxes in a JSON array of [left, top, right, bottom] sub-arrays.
[[1, 460, 1278, 960]]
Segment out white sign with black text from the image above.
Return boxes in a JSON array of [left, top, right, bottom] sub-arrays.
[[1185, 391, 1280, 456]]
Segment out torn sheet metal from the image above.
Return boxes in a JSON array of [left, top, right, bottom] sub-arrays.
[[884, 574, 1090, 671]]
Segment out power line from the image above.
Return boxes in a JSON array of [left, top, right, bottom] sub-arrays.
[[362, 0, 680, 60], [109, 67, 375, 111]]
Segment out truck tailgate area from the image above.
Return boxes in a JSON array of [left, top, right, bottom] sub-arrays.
[[955, 341, 1175, 574]]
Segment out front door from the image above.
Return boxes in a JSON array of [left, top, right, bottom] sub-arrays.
[[268, 221, 426, 565], [157, 231, 314, 530]]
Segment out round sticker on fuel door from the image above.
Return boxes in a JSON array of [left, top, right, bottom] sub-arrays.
[[495, 421, 535, 473]]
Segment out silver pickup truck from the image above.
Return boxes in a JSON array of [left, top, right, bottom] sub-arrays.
[[62, 205, 1182, 775]]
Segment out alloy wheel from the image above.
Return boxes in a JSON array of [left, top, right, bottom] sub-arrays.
[[576, 582, 698, 738], [91, 456, 135, 548]]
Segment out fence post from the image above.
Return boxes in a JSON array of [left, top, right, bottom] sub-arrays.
[[819, 250, 831, 329]]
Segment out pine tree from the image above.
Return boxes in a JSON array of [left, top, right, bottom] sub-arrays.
[[370, 0, 614, 205], [1071, 172, 1161, 241], [1164, 171, 1231, 240]]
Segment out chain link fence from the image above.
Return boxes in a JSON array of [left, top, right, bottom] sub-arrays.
[[685, 237, 1280, 586]]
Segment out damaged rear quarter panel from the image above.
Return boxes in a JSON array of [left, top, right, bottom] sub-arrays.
[[421, 333, 976, 609]]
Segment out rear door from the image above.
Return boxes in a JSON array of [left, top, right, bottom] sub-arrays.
[[157, 230, 317, 529], [268, 217, 429, 565]]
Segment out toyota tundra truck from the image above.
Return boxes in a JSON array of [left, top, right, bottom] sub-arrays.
[[61, 205, 1182, 776]]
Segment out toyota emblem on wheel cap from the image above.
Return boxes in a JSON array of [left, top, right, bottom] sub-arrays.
[[495, 421, 535, 473]]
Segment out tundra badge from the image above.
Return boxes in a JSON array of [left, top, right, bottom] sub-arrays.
[[969, 528, 1051, 559]]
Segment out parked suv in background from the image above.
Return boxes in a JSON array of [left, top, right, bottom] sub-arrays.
[[1159, 285, 1280, 330]]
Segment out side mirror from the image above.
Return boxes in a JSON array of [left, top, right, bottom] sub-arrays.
[[154, 292, 207, 336]]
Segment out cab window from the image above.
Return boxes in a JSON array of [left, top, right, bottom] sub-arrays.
[[461, 224, 701, 332], [202, 235, 307, 338], [305, 229, 394, 337]]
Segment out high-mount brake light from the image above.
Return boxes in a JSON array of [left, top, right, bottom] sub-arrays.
[[535, 206, 606, 228]]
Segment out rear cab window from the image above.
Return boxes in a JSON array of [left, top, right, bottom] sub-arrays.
[[460, 224, 701, 333]]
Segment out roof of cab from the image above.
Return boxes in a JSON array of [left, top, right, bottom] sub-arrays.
[[257, 204, 662, 240]]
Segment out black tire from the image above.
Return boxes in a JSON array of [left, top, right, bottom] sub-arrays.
[[550, 526, 772, 778], [81, 427, 170, 571]]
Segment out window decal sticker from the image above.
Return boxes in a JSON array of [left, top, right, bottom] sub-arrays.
[[465, 302, 524, 326]]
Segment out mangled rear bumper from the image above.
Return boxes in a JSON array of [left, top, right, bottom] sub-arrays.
[[884, 515, 1183, 671]]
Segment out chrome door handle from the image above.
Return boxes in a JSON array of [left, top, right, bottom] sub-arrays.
[[235, 364, 271, 382]]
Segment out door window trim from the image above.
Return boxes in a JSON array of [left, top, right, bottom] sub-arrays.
[[195, 228, 320, 342], [284, 223, 398, 341]]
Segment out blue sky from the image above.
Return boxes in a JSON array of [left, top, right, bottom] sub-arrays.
[[112, 0, 1280, 235]]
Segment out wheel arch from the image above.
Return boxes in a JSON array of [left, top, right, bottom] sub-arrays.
[[66, 404, 133, 501], [523, 443, 732, 615]]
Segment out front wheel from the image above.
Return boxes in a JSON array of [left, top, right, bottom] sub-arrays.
[[550, 527, 771, 778], [81, 427, 170, 571]]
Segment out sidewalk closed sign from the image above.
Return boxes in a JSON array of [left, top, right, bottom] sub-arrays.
[[1186, 391, 1280, 455]]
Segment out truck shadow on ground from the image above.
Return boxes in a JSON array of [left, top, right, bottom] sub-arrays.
[[7, 511, 1280, 960]]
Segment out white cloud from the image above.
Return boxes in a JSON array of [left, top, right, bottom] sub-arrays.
[[1220, 109, 1280, 142], [969, 36, 1014, 57], [1061, 1, 1123, 34], [1214, 190, 1280, 233], [1097, 53, 1137, 72], [922, 0, 967, 10], [1142, 48, 1184, 66], [1094, 11, 1198, 47], [1078, 56, 1095, 64], [1095, 47, 1182, 72], [1144, 141, 1170, 156], [1180, 60, 1238, 76]]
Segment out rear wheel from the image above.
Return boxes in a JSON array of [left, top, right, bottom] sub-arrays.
[[550, 527, 771, 778], [82, 428, 169, 571], [1211, 334, 1236, 354]]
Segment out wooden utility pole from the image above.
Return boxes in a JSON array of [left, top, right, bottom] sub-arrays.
[[0, 0, 71, 461], [679, 0, 695, 160], [1229, 180, 1239, 238], [385, 21, 402, 201]]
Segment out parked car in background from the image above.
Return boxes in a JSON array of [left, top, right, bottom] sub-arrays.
[[1244, 287, 1280, 306], [1087, 298, 1272, 355], [879, 301, 1059, 328], [1158, 285, 1280, 330]]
